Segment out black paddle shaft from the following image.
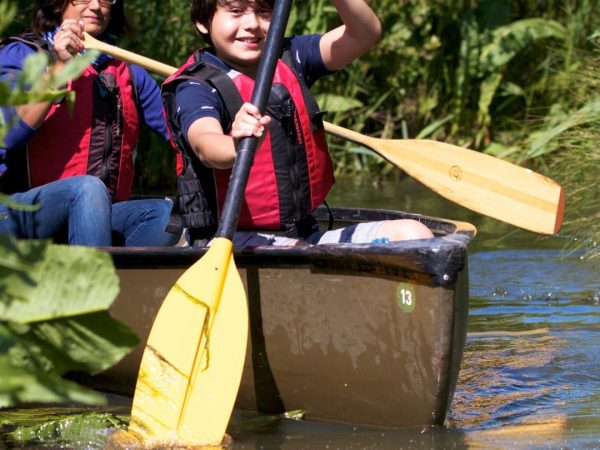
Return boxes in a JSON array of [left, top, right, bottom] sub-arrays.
[[216, 0, 293, 240]]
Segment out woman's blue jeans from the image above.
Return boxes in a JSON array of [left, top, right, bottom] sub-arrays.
[[0, 175, 179, 246]]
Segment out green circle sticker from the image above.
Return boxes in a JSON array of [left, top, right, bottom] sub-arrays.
[[396, 283, 416, 313]]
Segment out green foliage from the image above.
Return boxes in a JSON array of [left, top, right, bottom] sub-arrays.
[[1, 409, 128, 448], [0, 236, 138, 409], [537, 48, 600, 258]]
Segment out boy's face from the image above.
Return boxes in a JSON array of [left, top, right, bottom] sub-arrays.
[[196, 0, 273, 74]]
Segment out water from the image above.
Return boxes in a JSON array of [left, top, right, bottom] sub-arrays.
[[448, 249, 600, 449], [2, 176, 599, 449]]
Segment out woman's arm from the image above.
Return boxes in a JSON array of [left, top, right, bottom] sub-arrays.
[[1, 43, 38, 149], [130, 64, 170, 142], [319, 0, 382, 71], [15, 19, 86, 128]]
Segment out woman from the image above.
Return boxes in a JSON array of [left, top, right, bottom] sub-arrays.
[[0, 0, 179, 246]]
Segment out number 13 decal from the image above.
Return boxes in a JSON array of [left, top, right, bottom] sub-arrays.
[[396, 283, 416, 313]]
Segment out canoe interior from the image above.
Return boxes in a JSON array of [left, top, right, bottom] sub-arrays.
[[82, 207, 475, 428]]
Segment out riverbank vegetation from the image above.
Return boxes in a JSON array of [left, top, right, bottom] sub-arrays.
[[3, 2, 600, 224]]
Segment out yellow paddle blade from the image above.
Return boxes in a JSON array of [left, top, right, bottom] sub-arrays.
[[127, 238, 248, 446]]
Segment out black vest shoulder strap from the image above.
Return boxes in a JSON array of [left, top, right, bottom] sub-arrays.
[[187, 45, 322, 129], [280, 42, 322, 125], [186, 52, 244, 131]]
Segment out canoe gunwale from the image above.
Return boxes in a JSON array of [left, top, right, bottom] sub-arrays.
[[108, 207, 475, 287]]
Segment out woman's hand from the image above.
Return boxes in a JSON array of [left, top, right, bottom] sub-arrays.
[[53, 19, 85, 65]]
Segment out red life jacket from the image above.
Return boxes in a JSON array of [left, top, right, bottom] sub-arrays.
[[1, 35, 140, 201], [162, 48, 334, 232]]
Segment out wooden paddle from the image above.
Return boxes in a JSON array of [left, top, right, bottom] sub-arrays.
[[325, 122, 565, 235], [83, 34, 564, 235], [105, 0, 293, 445]]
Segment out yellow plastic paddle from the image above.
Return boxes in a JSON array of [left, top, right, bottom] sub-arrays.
[[83, 30, 564, 237], [85, 0, 294, 445], [126, 236, 246, 445]]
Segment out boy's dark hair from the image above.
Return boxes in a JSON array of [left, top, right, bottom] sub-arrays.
[[31, 0, 132, 36], [190, 0, 275, 46]]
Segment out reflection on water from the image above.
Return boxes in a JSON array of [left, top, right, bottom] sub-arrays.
[[447, 249, 600, 449], [2, 176, 600, 449]]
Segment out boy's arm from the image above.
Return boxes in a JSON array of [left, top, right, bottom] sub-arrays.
[[186, 103, 271, 170], [187, 117, 238, 169], [319, 0, 382, 71]]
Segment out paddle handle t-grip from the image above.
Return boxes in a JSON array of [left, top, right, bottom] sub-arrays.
[[216, 0, 293, 240]]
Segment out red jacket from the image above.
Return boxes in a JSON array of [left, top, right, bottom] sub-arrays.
[[27, 60, 140, 201], [1, 34, 140, 201]]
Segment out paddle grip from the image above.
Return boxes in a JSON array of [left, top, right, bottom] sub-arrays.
[[217, 0, 293, 240]]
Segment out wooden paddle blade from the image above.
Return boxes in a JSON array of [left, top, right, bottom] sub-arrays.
[[379, 139, 564, 234], [128, 238, 248, 446], [324, 121, 564, 235]]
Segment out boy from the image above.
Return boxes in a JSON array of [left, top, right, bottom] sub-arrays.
[[163, 0, 433, 246]]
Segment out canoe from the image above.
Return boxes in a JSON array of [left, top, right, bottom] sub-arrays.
[[88, 206, 476, 429]]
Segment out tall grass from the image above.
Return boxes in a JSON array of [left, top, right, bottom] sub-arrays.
[[541, 47, 600, 258]]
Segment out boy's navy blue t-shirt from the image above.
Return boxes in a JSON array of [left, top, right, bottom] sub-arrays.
[[173, 34, 330, 143]]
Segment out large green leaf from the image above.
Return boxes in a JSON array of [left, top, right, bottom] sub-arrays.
[[0, 234, 46, 274], [0, 237, 138, 408], [0, 240, 119, 323], [3, 412, 127, 446], [0, 365, 105, 408], [24, 312, 139, 375], [0, 325, 106, 407]]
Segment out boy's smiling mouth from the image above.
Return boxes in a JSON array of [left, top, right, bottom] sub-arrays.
[[237, 37, 260, 44]]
